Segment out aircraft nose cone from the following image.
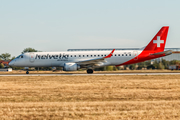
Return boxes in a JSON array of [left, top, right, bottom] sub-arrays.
[[9, 61, 12, 66], [9, 60, 15, 66]]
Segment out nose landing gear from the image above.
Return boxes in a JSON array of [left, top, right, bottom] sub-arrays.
[[24, 67, 29, 74]]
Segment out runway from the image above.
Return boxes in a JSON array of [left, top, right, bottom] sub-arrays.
[[1, 72, 180, 76]]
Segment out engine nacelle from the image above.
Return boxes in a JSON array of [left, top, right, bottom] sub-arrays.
[[63, 63, 80, 71]]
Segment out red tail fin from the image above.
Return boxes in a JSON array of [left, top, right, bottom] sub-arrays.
[[144, 26, 169, 52]]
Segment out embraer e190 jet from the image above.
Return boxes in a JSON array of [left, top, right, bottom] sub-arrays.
[[9, 26, 171, 74]]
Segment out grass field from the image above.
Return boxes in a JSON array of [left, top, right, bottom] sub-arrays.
[[0, 75, 180, 119]]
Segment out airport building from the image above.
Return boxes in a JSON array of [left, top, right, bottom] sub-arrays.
[[68, 48, 180, 61]]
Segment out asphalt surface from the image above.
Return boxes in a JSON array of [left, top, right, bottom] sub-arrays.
[[1, 72, 180, 76]]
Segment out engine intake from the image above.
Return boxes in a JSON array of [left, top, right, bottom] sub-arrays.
[[63, 63, 80, 71]]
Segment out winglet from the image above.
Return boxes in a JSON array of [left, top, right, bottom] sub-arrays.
[[104, 49, 115, 58]]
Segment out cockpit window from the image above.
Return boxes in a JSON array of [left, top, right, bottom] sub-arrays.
[[16, 55, 23, 59], [16, 55, 21, 58]]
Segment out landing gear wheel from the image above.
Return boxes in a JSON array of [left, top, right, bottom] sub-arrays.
[[26, 71, 29, 74], [87, 69, 93, 74]]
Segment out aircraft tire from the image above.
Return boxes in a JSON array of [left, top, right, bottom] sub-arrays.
[[87, 69, 93, 74], [26, 71, 29, 74]]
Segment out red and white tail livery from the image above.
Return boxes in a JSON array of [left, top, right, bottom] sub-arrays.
[[117, 26, 170, 66], [9, 26, 171, 74], [144, 26, 169, 52]]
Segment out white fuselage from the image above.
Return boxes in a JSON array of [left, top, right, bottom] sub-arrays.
[[8, 26, 170, 74], [10, 50, 142, 67]]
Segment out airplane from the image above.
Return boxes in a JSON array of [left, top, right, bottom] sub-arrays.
[[9, 26, 172, 74]]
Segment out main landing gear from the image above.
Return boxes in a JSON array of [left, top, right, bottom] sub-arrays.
[[87, 69, 93, 74], [26, 71, 29, 74]]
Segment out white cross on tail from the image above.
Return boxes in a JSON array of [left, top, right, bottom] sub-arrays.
[[153, 36, 164, 47]]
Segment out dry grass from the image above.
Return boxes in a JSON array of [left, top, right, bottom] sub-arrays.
[[0, 75, 180, 119]]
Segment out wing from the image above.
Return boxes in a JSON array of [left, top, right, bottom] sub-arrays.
[[76, 49, 115, 66]]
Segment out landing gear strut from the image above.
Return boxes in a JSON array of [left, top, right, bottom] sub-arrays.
[[87, 69, 93, 74], [26, 71, 29, 74]]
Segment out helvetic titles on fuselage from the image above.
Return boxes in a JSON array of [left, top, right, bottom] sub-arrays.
[[35, 54, 69, 60]]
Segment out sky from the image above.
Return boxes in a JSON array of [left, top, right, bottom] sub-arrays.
[[1, 0, 180, 57]]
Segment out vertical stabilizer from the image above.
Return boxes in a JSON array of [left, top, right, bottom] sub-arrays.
[[144, 26, 169, 52]]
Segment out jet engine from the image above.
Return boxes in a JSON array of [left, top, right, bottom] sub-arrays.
[[63, 63, 80, 71]]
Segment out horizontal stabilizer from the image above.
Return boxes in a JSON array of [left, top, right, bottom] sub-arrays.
[[150, 50, 172, 56]]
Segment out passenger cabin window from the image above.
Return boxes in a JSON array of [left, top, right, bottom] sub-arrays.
[[115, 54, 116, 56], [74, 55, 76, 57], [71, 55, 73, 57], [79, 55, 81, 57], [122, 54, 124, 56], [101, 55, 103, 57], [83, 55, 85, 57], [87, 55, 89, 57], [98, 55, 100, 57], [118, 54, 120, 56], [91, 55, 93, 57], [129, 54, 131, 56], [94, 55, 96, 57], [20, 56, 23, 58]]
